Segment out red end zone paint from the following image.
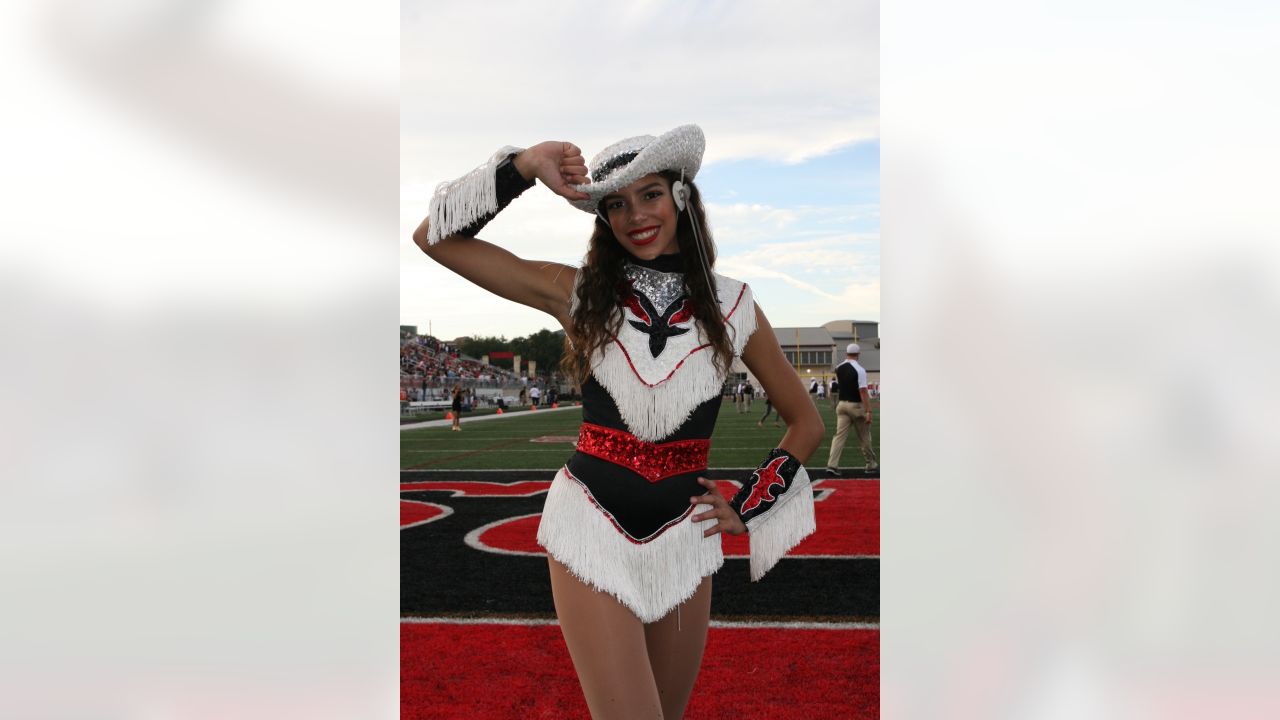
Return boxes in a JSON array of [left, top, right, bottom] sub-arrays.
[[475, 514, 543, 554], [402, 622, 878, 719], [401, 501, 447, 528]]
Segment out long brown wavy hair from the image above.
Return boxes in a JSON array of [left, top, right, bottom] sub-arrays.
[[561, 171, 735, 383]]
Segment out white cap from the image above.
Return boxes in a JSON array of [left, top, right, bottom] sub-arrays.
[[846, 343, 860, 354]]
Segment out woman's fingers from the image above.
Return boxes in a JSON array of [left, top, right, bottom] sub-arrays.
[[691, 478, 733, 536], [696, 476, 722, 497], [689, 477, 747, 537], [559, 157, 589, 187], [544, 174, 591, 201]]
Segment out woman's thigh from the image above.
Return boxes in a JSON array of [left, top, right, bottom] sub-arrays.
[[547, 557, 664, 720], [642, 576, 713, 720]]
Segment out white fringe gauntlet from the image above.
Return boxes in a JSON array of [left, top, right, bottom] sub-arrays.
[[730, 449, 818, 581], [426, 145, 524, 244]]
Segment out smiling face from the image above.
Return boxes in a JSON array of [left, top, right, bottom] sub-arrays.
[[600, 173, 681, 260]]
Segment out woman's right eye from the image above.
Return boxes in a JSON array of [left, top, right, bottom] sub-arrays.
[[605, 200, 623, 211]]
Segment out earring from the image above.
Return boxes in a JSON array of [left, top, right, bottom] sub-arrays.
[[672, 180, 688, 211]]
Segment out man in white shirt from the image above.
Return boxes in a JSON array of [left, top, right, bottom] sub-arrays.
[[825, 344, 878, 475]]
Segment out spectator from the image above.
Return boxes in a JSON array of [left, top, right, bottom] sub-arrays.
[[450, 384, 464, 432], [757, 390, 781, 428], [825, 344, 878, 474]]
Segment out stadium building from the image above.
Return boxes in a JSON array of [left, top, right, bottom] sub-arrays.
[[730, 319, 879, 391]]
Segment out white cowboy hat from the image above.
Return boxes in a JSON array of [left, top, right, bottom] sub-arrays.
[[569, 124, 705, 214]]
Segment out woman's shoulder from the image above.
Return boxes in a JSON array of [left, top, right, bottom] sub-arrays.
[[712, 272, 753, 315], [709, 272, 759, 353], [713, 270, 745, 287]]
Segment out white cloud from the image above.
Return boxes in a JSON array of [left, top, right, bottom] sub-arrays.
[[401, 0, 878, 172], [715, 259, 842, 300], [706, 202, 801, 244], [729, 236, 879, 270]]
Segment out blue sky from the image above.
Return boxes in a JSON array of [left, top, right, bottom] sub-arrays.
[[699, 141, 880, 217]]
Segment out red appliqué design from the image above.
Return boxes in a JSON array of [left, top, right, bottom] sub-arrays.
[[623, 294, 650, 324], [739, 455, 789, 514], [576, 423, 710, 483], [611, 283, 748, 387], [668, 299, 693, 325]]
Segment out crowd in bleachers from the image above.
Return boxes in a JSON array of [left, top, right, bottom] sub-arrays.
[[400, 331, 522, 390]]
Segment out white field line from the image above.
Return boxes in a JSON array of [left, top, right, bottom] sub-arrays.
[[399, 445, 844, 450], [401, 616, 879, 630], [400, 405, 581, 430]]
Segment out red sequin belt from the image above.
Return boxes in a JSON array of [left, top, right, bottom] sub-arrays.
[[575, 423, 710, 483]]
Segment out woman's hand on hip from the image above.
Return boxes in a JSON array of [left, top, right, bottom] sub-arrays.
[[690, 477, 747, 537]]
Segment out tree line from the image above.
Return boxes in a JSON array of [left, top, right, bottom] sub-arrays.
[[455, 329, 565, 375]]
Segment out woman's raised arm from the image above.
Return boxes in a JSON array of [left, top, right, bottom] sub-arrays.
[[412, 141, 591, 323]]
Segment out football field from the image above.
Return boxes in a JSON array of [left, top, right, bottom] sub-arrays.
[[400, 394, 880, 718], [401, 395, 880, 471]]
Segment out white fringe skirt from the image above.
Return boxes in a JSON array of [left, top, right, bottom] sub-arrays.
[[536, 466, 724, 624]]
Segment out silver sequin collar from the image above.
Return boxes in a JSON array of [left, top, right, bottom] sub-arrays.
[[623, 263, 686, 314]]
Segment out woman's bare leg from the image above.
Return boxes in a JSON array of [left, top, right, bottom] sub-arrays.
[[642, 576, 713, 720], [548, 557, 664, 720]]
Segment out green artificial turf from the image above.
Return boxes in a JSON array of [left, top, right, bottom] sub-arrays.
[[400, 397, 880, 470]]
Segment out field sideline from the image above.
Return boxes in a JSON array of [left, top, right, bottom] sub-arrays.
[[400, 395, 879, 470]]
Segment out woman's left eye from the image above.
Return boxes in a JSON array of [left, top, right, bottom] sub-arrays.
[[646, 191, 664, 200]]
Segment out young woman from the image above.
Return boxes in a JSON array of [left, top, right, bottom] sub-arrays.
[[414, 125, 823, 719], [449, 383, 463, 431]]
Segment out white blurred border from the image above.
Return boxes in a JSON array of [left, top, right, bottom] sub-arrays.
[[885, 1, 1280, 718], [1, 0, 398, 717]]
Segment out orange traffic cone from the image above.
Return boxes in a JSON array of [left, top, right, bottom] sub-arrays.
[[496, 408, 503, 414], [552, 402, 558, 408], [445, 411, 454, 420], [530, 404, 537, 411]]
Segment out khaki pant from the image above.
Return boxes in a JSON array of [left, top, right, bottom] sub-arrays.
[[827, 400, 877, 469]]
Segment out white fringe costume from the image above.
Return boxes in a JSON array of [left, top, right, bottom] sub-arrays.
[[426, 129, 817, 623], [534, 267, 817, 623]]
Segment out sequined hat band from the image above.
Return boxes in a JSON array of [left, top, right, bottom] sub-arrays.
[[592, 151, 640, 183], [570, 124, 706, 214]]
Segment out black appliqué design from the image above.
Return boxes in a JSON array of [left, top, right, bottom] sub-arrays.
[[593, 151, 639, 182], [729, 448, 802, 525], [622, 290, 695, 358]]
